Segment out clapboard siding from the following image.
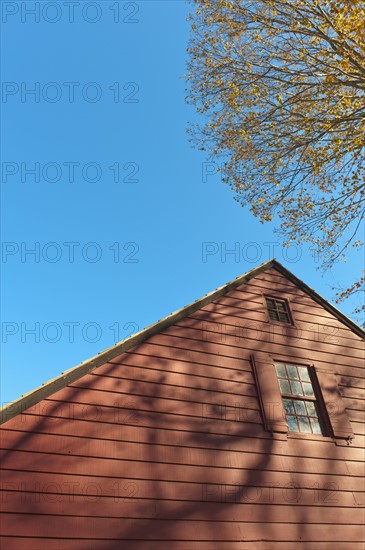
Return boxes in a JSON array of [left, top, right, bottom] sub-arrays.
[[2, 497, 363, 524], [143, 332, 364, 370], [0, 444, 359, 477], [181, 314, 365, 353], [2, 541, 365, 550], [3, 463, 363, 496], [1, 266, 364, 548], [2, 414, 365, 461], [164, 324, 365, 361], [2, 476, 364, 512], [187, 311, 363, 351], [3, 513, 365, 542], [200, 299, 364, 346], [2, 432, 364, 488], [18, 398, 365, 448], [120, 341, 364, 379]]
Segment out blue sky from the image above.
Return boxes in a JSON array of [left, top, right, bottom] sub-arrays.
[[1, 0, 363, 405]]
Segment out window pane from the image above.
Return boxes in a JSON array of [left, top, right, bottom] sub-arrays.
[[303, 382, 314, 397], [274, 360, 323, 437], [310, 418, 322, 435], [283, 398, 295, 414], [269, 310, 279, 321], [287, 415, 300, 432], [298, 367, 310, 382], [277, 302, 286, 311], [305, 402, 317, 417], [279, 379, 291, 394], [275, 363, 287, 378], [290, 380, 303, 395], [293, 400, 307, 415], [287, 365, 299, 380], [278, 312, 289, 322], [298, 417, 312, 433], [266, 299, 275, 308]]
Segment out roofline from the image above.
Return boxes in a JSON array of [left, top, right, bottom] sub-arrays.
[[1, 259, 363, 424], [271, 261, 365, 340]]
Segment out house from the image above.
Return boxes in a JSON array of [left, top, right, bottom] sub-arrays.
[[1, 259, 364, 549]]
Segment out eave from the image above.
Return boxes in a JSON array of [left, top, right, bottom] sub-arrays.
[[1, 259, 363, 424]]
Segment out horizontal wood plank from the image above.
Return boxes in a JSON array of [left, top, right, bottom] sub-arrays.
[[2, 494, 364, 523], [2, 513, 364, 541], [1, 539, 364, 550]]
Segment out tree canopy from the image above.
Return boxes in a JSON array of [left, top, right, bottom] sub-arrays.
[[186, 0, 365, 314]]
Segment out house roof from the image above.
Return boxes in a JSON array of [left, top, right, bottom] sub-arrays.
[[1, 259, 364, 424]]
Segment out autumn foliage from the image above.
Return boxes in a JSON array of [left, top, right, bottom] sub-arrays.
[[186, 0, 365, 311]]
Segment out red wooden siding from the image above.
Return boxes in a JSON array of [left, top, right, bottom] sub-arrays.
[[1, 266, 364, 549]]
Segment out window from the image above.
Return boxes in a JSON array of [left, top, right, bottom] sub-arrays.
[[265, 297, 291, 323], [275, 362, 324, 435], [252, 351, 353, 440]]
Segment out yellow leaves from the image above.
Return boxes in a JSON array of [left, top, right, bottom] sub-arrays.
[[227, 81, 240, 108], [187, 0, 365, 289]]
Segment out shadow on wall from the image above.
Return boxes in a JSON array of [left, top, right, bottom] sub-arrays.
[[1, 297, 361, 548]]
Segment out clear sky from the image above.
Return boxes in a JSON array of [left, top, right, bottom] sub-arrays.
[[1, 0, 363, 405]]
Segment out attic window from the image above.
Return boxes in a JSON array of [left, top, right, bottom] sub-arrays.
[[265, 297, 291, 323], [275, 362, 325, 435]]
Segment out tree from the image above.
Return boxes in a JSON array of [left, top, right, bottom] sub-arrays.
[[186, 0, 365, 316]]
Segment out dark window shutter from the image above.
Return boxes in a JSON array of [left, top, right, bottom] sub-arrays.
[[251, 353, 288, 434], [315, 369, 354, 439]]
